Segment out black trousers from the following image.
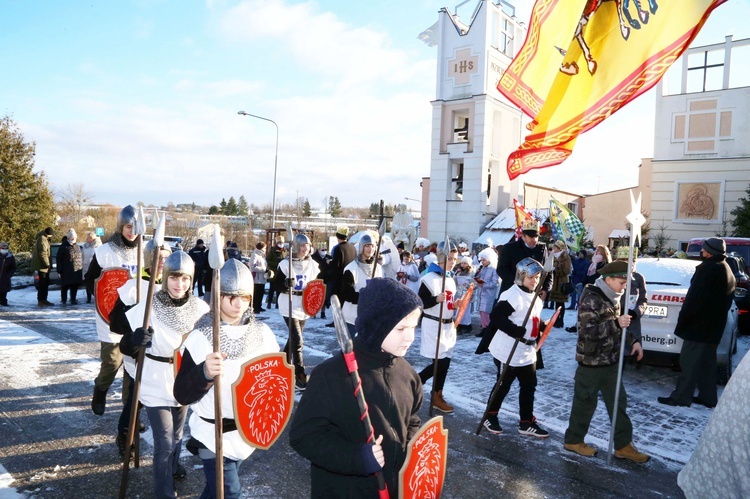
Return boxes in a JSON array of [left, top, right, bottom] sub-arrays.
[[37, 271, 50, 301], [253, 283, 265, 312], [487, 359, 537, 421], [282, 317, 306, 377], [419, 357, 451, 392], [670, 339, 718, 406]]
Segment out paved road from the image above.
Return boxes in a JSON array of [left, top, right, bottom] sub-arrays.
[[0, 290, 707, 498]]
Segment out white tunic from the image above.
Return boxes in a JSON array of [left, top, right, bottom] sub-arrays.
[[126, 295, 209, 407], [94, 242, 139, 343], [342, 259, 382, 325], [418, 271, 457, 359], [115, 279, 152, 377], [277, 257, 319, 320], [488, 285, 542, 367], [182, 321, 279, 461]]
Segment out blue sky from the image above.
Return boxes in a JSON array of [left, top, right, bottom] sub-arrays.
[[2, 0, 749, 211]]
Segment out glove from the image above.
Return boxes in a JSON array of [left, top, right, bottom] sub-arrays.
[[265, 270, 275, 280], [285, 278, 296, 289], [506, 325, 526, 339], [132, 326, 154, 347], [628, 309, 638, 319]]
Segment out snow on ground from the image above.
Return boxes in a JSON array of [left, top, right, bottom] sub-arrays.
[[1, 278, 747, 495]]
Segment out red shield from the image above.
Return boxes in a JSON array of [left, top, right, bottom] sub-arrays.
[[232, 352, 295, 450], [95, 268, 131, 324], [302, 279, 326, 316], [399, 416, 449, 499], [453, 283, 475, 327]]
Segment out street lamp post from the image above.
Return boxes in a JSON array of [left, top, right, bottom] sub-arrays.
[[238, 111, 279, 228]]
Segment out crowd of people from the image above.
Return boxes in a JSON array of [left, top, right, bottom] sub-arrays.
[[4, 213, 743, 497]]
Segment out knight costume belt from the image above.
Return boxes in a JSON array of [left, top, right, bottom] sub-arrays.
[[200, 416, 238, 433], [286, 290, 304, 296], [423, 314, 453, 324], [145, 353, 174, 364], [517, 337, 537, 346]]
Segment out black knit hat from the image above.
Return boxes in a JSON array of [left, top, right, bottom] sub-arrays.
[[44, 227, 54, 236], [355, 278, 422, 352], [702, 237, 726, 256]]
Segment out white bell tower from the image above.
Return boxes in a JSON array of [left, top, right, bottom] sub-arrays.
[[426, 0, 528, 245]]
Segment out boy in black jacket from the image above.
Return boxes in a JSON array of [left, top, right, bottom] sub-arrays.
[[289, 278, 423, 498]]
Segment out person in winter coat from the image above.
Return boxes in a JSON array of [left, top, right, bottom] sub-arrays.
[[249, 242, 268, 314], [118, 251, 209, 498], [481, 257, 549, 437], [174, 259, 279, 499], [0, 241, 17, 306], [614, 247, 647, 350], [677, 347, 750, 498], [265, 235, 286, 309], [569, 250, 590, 310], [563, 261, 648, 463], [328, 227, 357, 307], [81, 232, 102, 304], [188, 239, 208, 297], [548, 240, 572, 328], [585, 245, 611, 284], [31, 227, 55, 306], [289, 278, 423, 498], [658, 238, 736, 408], [496, 220, 552, 299], [475, 247, 500, 330], [396, 251, 420, 294], [57, 229, 83, 305]]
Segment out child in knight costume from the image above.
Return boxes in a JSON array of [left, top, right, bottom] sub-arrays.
[[273, 232, 319, 390], [85, 205, 140, 417], [174, 259, 279, 499], [119, 251, 210, 498], [290, 278, 423, 498], [417, 241, 460, 414], [482, 258, 549, 438], [341, 231, 383, 338], [109, 240, 172, 459]]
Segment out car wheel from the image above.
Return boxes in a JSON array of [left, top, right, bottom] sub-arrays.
[[717, 348, 733, 386]]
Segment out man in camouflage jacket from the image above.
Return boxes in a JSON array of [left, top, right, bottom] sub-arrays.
[[562, 261, 649, 463]]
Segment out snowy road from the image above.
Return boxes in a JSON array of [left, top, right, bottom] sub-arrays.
[[1, 283, 746, 498]]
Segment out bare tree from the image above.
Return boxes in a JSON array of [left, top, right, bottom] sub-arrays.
[[57, 183, 94, 230]]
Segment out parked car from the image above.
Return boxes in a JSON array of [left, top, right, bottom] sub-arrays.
[[636, 257, 741, 385], [725, 252, 750, 334], [686, 237, 750, 262]]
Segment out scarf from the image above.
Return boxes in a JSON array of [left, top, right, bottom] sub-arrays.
[[594, 277, 625, 307], [587, 254, 603, 276]]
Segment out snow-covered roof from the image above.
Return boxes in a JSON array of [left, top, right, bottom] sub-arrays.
[[609, 229, 630, 238]]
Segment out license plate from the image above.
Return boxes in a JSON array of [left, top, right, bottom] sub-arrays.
[[644, 305, 668, 318]]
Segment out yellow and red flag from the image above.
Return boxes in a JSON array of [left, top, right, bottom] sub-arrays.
[[513, 199, 535, 240], [498, 0, 727, 179]]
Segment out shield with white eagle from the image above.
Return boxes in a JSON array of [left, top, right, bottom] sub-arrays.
[[232, 352, 295, 450], [399, 416, 449, 499], [95, 268, 131, 324], [302, 279, 326, 317]]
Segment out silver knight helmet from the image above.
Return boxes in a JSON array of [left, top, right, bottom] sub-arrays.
[[515, 257, 543, 286], [143, 239, 172, 271], [292, 233, 311, 257], [357, 233, 376, 256], [161, 251, 195, 291], [220, 258, 254, 297], [436, 240, 458, 264], [116, 205, 137, 234]]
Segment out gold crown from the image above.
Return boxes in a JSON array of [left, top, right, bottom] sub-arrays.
[[521, 219, 539, 232]]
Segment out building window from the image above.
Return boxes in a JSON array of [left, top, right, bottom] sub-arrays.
[[671, 99, 732, 154], [686, 49, 724, 93], [451, 162, 464, 201], [453, 114, 469, 142]]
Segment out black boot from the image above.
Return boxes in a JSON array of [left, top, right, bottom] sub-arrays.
[[92, 386, 107, 416]]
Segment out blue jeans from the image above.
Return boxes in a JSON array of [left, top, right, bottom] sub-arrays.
[[199, 453, 243, 499], [146, 405, 188, 498]]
